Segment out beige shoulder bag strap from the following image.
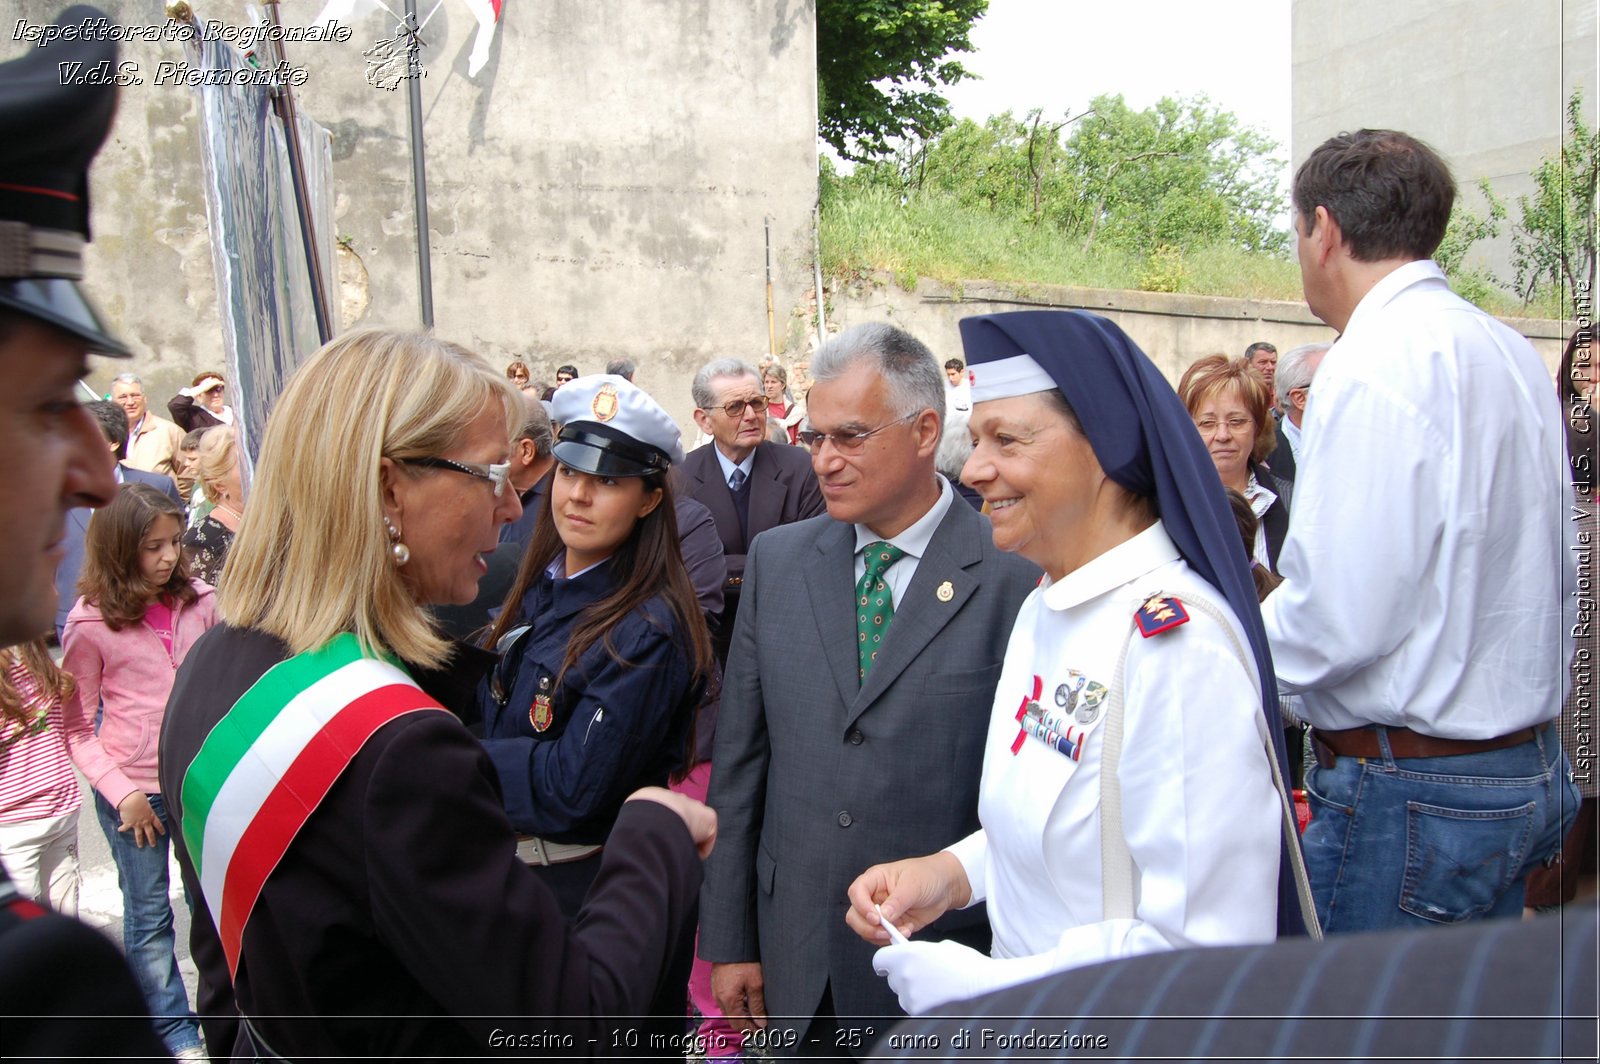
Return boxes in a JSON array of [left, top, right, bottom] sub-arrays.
[[1099, 590, 1322, 939]]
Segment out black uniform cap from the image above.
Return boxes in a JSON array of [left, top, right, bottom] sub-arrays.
[[0, 5, 130, 356]]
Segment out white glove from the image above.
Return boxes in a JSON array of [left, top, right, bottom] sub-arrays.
[[872, 939, 991, 1015]]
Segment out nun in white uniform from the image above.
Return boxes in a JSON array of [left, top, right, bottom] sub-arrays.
[[847, 310, 1305, 1015]]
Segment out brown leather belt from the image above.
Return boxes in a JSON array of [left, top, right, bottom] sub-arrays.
[[1311, 725, 1537, 768]]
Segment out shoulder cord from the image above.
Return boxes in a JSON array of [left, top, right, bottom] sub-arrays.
[[1099, 589, 1322, 939]]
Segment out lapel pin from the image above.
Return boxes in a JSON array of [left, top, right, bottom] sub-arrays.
[[936, 580, 954, 602]]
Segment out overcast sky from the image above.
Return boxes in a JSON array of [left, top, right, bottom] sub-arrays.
[[941, 0, 1292, 160]]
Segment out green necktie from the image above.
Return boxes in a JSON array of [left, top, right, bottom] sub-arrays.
[[856, 541, 906, 681]]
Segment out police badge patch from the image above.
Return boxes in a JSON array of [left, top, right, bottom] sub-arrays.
[[530, 674, 554, 732], [591, 383, 620, 422]]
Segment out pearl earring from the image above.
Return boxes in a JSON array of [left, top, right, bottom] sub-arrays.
[[384, 515, 410, 566]]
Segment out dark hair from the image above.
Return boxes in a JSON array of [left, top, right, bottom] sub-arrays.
[[78, 483, 197, 630], [1560, 326, 1596, 493], [181, 427, 209, 451], [1226, 488, 1281, 601], [944, 358, 965, 372], [1244, 342, 1277, 359], [86, 399, 128, 460], [488, 472, 713, 771], [556, 364, 578, 378], [1292, 129, 1455, 262]]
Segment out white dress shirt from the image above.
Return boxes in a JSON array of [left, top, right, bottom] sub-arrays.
[[851, 475, 954, 601], [1262, 260, 1573, 738], [920, 524, 1277, 1002]]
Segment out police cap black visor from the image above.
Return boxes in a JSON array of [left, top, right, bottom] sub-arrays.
[[552, 422, 671, 478]]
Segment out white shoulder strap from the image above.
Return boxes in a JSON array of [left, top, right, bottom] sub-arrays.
[[1098, 590, 1322, 939]]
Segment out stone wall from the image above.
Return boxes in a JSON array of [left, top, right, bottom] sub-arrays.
[[4, 0, 819, 430], [827, 273, 1573, 384]]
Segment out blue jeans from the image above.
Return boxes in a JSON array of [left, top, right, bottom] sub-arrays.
[[95, 791, 201, 1055], [1303, 722, 1579, 934]]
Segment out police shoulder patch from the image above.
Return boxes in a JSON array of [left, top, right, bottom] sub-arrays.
[[1134, 594, 1189, 638]]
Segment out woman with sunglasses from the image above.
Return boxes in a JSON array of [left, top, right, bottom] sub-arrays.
[[167, 371, 234, 433], [481, 374, 715, 914]]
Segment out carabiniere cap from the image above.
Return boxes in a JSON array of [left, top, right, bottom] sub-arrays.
[[0, 5, 131, 356]]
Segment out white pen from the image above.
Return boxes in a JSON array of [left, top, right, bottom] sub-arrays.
[[875, 904, 910, 945]]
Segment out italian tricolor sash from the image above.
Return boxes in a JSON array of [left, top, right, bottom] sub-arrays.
[[180, 633, 446, 977]]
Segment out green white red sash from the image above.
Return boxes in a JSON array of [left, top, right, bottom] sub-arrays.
[[179, 633, 446, 977]]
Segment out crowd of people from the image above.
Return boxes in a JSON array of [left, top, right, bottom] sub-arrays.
[[1, 10, 1593, 1062]]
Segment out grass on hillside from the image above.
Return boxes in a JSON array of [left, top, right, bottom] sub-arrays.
[[820, 186, 1568, 320]]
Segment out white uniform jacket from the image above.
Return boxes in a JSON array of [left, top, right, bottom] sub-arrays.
[[943, 523, 1280, 992]]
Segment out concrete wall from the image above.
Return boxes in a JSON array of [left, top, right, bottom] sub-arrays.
[[1290, 0, 1596, 283], [828, 273, 1572, 384], [3, 0, 819, 430]]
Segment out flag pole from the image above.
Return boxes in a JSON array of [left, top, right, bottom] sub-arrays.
[[262, 0, 333, 344], [404, 0, 435, 329]]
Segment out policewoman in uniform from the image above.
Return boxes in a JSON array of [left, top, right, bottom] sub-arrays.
[[481, 374, 714, 913], [847, 310, 1309, 1014]]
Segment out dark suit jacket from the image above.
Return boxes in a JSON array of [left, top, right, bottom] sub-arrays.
[[1265, 418, 1297, 483], [878, 911, 1597, 1061], [699, 496, 1040, 1034], [54, 466, 183, 638], [0, 875, 170, 1060], [674, 441, 825, 661]]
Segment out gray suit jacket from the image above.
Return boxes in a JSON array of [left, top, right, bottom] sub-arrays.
[[700, 495, 1039, 1032]]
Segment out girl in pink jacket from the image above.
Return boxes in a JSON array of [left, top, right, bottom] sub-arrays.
[[63, 483, 216, 1061]]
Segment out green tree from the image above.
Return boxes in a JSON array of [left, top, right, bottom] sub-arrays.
[[1060, 94, 1285, 256], [818, 0, 988, 162], [1435, 178, 1507, 309], [1511, 88, 1598, 315]]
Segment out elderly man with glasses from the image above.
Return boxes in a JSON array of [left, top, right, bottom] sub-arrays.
[[699, 324, 1037, 1056], [675, 357, 824, 666]]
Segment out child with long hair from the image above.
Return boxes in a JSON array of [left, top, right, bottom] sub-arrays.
[[62, 483, 215, 1061], [0, 638, 83, 915]]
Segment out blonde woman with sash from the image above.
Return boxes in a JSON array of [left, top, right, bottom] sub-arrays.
[[159, 330, 715, 1060]]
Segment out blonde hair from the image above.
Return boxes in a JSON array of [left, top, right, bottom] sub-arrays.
[[221, 330, 522, 668], [197, 426, 238, 504]]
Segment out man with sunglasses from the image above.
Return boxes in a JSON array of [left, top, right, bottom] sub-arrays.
[[700, 325, 1037, 1055], [676, 358, 824, 665]]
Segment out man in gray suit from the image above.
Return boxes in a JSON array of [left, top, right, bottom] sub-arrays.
[[700, 324, 1038, 1055]]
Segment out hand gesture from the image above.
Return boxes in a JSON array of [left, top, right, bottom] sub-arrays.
[[624, 786, 716, 858], [117, 791, 165, 848], [845, 851, 970, 945]]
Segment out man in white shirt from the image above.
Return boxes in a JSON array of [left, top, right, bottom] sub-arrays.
[[1262, 129, 1576, 933]]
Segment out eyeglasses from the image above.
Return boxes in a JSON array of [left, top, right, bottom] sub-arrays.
[[1193, 416, 1254, 434], [555, 375, 575, 384], [402, 456, 513, 496], [797, 411, 918, 455], [706, 395, 769, 419]]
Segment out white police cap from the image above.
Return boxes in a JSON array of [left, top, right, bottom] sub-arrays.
[[548, 374, 684, 477]]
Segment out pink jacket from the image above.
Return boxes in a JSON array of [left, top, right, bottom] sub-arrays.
[[61, 580, 218, 806]]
